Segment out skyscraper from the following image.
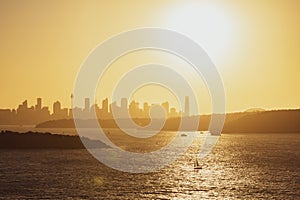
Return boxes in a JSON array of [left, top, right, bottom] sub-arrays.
[[184, 96, 190, 117], [84, 98, 90, 113], [53, 101, 61, 115], [120, 98, 128, 118], [70, 93, 74, 109], [35, 98, 42, 111], [143, 102, 150, 118], [161, 101, 169, 116], [121, 98, 128, 111], [129, 100, 140, 118], [102, 98, 108, 114]]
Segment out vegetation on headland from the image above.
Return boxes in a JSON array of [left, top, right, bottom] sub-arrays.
[[0, 131, 109, 149], [36, 109, 300, 133]]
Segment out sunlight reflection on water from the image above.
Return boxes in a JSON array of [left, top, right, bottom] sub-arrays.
[[0, 133, 299, 199]]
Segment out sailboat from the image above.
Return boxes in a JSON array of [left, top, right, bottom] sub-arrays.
[[194, 158, 202, 170]]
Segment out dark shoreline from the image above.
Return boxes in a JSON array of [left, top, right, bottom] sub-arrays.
[[34, 109, 300, 133], [0, 131, 109, 149]]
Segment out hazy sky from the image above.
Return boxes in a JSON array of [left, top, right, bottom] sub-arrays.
[[0, 0, 299, 113]]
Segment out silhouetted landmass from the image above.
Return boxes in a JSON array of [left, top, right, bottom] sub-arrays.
[[223, 109, 300, 133], [0, 131, 109, 149], [36, 118, 202, 131], [244, 108, 266, 112], [36, 109, 300, 133], [35, 112, 255, 131]]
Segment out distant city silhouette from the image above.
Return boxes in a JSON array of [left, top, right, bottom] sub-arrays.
[[2, 96, 300, 133], [0, 96, 190, 125]]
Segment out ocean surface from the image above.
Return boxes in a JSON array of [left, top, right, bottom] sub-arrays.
[[0, 133, 299, 199]]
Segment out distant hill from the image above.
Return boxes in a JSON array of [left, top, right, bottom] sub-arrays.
[[223, 109, 300, 133], [35, 109, 300, 133], [244, 108, 266, 112], [0, 131, 109, 149]]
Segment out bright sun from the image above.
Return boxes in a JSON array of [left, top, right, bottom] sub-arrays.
[[162, 2, 235, 61]]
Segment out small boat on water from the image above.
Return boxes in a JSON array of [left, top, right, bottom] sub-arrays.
[[194, 158, 202, 170]]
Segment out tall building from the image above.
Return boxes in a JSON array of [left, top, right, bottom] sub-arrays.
[[161, 101, 169, 116], [120, 98, 128, 118], [35, 98, 42, 111], [109, 101, 117, 113], [110, 101, 122, 118], [53, 101, 61, 115], [17, 100, 28, 114], [91, 103, 100, 118], [84, 98, 90, 113], [102, 98, 108, 114], [129, 100, 140, 118], [143, 102, 149, 113], [22, 100, 28, 109], [143, 102, 150, 118], [121, 98, 128, 111], [169, 107, 177, 118], [184, 96, 190, 117], [70, 93, 74, 109]]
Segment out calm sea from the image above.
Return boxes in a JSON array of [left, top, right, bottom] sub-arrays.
[[0, 133, 299, 199]]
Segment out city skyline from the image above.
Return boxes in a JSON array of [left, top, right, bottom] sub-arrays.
[[0, 1, 299, 113], [0, 1, 299, 199], [0, 96, 191, 125]]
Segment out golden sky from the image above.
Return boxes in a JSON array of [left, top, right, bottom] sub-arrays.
[[0, 0, 299, 113]]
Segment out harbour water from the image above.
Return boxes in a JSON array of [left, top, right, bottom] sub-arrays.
[[0, 133, 299, 199]]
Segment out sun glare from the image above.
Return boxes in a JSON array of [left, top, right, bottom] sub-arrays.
[[162, 2, 235, 61]]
